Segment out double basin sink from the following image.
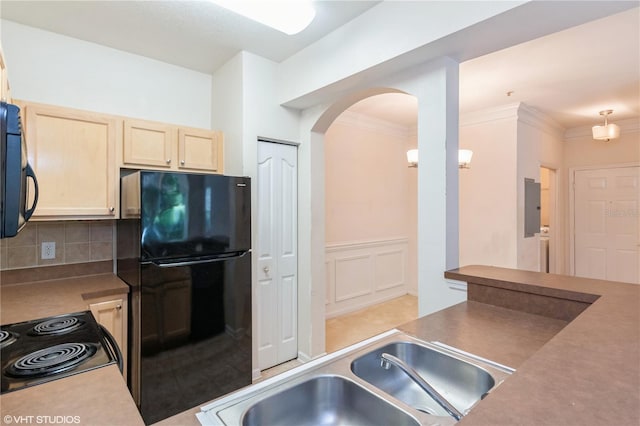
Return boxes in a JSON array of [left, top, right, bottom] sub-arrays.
[[202, 331, 513, 426]]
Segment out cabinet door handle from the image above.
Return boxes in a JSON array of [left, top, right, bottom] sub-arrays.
[[181, 160, 185, 165], [116, 304, 122, 310], [166, 159, 171, 164], [109, 207, 115, 213]]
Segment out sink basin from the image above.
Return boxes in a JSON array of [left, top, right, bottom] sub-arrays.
[[240, 375, 419, 426], [203, 331, 512, 426], [351, 342, 496, 416]]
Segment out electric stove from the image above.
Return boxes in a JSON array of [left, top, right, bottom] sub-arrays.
[[0, 311, 118, 394]]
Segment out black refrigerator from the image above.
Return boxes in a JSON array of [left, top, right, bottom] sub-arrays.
[[116, 171, 252, 424]]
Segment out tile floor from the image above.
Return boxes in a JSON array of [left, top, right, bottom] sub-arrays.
[[259, 294, 418, 381]]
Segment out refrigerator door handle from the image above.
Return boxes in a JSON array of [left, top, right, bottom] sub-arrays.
[[149, 251, 249, 268]]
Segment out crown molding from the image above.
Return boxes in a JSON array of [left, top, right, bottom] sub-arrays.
[[564, 117, 640, 141], [333, 110, 412, 139], [516, 103, 565, 138], [460, 102, 565, 138], [460, 102, 520, 127]]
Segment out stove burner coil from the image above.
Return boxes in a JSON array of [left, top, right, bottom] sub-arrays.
[[6, 343, 97, 378], [0, 330, 18, 349], [30, 316, 84, 336]]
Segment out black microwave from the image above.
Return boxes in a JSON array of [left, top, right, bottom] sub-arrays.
[[0, 101, 38, 238]]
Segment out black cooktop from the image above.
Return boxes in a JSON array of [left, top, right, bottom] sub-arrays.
[[0, 311, 116, 394]]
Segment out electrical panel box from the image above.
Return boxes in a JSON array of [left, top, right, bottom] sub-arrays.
[[524, 178, 541, 238]]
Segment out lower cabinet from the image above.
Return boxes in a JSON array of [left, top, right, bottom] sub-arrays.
[[88, 297, 128, 379]]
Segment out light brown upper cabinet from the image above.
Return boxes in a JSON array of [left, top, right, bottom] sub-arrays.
[[123, 119, 223, 173], [0, 45, 12, 103], [21, 102, 117, 219]]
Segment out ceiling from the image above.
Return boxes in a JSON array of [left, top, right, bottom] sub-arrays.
[[1, 1, 638, 130], [349, 7, 640, 130], [0, 1, 380, 73]]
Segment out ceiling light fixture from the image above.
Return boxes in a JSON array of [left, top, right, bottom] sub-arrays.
[[210, 0, 316, 35], [592, 109, 620, 141], [406, 149, 473, 169]]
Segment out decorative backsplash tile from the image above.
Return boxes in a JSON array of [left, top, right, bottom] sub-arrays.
[[0, 221, 115, 271]]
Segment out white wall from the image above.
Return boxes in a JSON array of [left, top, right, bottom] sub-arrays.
[[211, 53, 244, 176], [516, 106, 564, 272], [324, 110, 415, 244], [1, 20, 212, 128], [459, 103, 564, 272], [459, 105, 519, 268]]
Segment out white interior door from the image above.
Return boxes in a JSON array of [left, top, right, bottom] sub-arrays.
[[257, 140, 298, 370], [574, 166, 639, 284]]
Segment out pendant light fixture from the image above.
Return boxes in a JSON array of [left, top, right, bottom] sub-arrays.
[[592, 110, 620, 141]]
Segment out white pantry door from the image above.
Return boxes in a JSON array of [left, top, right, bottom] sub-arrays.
[[574, 166, 639, 283], [257, 140, 298, 370]]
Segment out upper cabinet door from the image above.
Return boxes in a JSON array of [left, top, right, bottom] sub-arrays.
[[23, 102, 117, 219], [123, 119, 176, 168], [0, 45, 11, 103], [178, 128, 224, 173]]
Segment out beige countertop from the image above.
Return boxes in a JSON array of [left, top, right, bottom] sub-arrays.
[[0, 273, 143, 426], [445, 266, 640, 426], [1, 267, 638, 426], [0, 273, 129, 325]]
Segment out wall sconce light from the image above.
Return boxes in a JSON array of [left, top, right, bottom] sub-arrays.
[[592, 109, 620, 141], [458, 149, 473, 169], [406, 149, 473, 169], [406, 149, 418, 168]]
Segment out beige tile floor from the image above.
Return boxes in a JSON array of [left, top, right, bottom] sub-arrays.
[[259, 294, 418, 381]]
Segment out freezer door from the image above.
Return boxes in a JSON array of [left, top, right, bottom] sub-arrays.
[[133, 171, 251, 260]]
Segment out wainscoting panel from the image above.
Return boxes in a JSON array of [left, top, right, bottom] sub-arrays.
[[326, 238, 409, 318], [375, 249, 406, 291], [335, 254, 372, 302]]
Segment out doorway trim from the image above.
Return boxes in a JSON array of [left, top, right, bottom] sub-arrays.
[[540, 164, 558, 273]]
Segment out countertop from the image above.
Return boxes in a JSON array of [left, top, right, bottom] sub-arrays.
[[0, 273, 144, 426], [445, 266, 640, 426], [1, 267, 638, 426], [0, 273, 129, 325]]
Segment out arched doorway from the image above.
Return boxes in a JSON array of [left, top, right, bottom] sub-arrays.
[[323, 92, 419, 352], [295, 58, 463, 362]]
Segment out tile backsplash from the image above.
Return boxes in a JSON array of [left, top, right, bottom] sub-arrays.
[[0, 221, 114, 270]]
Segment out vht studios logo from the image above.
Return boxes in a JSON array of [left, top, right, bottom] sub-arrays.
[[3, 416, 81, 424]]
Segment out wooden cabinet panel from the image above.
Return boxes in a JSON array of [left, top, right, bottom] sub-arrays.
[[23, 103, 117, 219], [88, 298, 128, 378], [123, 119, 175, 168], [178, 128, 224, 173], [121, 118, 223, 173], [0, 46, 11, 103]]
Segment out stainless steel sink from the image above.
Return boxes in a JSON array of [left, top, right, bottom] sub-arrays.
[[351, 341, 498, 415], [240, 375, 420, 426], [202, 331, 513, 426]]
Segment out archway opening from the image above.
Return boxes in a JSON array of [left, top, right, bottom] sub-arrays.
[[316, 91, 420, 353]]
